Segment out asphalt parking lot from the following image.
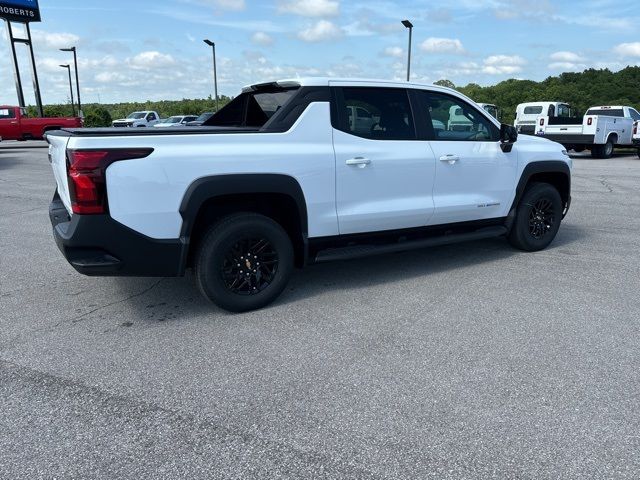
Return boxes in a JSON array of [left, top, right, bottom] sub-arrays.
[[1, 143, 639, 479]]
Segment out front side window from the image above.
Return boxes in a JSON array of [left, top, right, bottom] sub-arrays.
[[558, 104, 571, 117], [335, 87, 416, 140], [417, 91, 499, 141], [0, 108, 15, 119], [629, 109, 640, 121], [147, 113, 157, 121]]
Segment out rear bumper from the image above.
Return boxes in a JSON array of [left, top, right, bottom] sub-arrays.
[[50, 193, 185, 277]]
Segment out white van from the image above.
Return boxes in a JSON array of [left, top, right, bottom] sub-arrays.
[[514, 102, 571, 135]]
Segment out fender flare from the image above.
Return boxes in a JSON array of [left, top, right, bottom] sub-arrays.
[[178, 173, 309, 242], [511, 160, 571, 211]]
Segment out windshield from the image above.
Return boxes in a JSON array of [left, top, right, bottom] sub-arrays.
[[196, 112, 214, 122], [164, 116, 182, 124], [127, 112, 147, 119], [205, 87, 298, 128]]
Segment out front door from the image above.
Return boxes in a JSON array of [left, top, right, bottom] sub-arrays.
[[0, 108, 20, 140], [412, 89, 518, 225], [331, 85, 436, 235]]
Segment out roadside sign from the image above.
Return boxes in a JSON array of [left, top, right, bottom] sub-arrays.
[[0, 0, 40, 23]]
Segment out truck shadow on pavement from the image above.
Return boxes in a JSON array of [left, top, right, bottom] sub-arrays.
[[111, 225, 585, 321]]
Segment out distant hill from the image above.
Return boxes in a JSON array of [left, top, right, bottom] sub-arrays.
[[437, 66, 640, 122]]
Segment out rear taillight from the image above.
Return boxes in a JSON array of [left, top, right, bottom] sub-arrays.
[[67, 148, 153, 214], [634, 124, 637, 135], [587, 117, 593, 126], [539, 118, 545, 126]]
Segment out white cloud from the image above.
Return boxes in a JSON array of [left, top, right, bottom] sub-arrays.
[[251, 31, 274, 46], [420, 37, 465, 55], [613, 42, 640, 58], [382, 46, 404, 58], [297, 20, 343, 42], [482, 54, 526, 74], [127, 51, 177, 70], [279, 0, 339, 17], [550, 51, 585, 62], [213, 0, 245, 10], [31, 30, 80, 50]]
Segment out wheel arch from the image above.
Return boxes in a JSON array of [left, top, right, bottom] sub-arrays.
[[511, 161, 571, 214], [179, 174, 309, 269]]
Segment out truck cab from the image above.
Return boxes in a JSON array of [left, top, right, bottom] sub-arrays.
[[515, 102, 572, 135]]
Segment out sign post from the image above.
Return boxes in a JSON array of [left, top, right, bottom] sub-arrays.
[[1, 0, 43, 116]]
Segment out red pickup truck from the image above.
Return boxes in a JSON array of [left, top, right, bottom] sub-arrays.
[[0, 106, 82, 141]]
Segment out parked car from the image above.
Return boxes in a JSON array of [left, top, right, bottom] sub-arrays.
[[537, 105, 640, 158], [47, 78, 571, 312], [112, 111, 160, 128], [186, 112, 215, 126], [154, 115, 198, 128], [0, 106, 82, 141], [514, 102, 572, 135]]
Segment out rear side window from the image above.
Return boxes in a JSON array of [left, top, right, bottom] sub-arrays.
[[0, 108, 15, 119], [523, 106, 543, 115], [334, 87, 416, 140], [586, 108, 624, 117]]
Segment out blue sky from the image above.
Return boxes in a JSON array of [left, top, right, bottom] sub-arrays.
[[1, 0, 639, 105]]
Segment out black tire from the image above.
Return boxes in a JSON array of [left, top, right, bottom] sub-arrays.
[[195, 213, 294, 312], [637, 150, 640, 159], [592, 138, 614, 159], [508, 182, 562, 252], [573, 146, 585, 153]]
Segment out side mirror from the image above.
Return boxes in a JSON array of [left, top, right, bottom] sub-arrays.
[[500, 123, 518, 152]]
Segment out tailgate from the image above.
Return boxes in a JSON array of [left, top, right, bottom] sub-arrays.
[[47, 134, 72, 214]]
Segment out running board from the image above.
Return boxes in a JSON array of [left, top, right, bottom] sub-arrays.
[[314, 226, 508, 263]]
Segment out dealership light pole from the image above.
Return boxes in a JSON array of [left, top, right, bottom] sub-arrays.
[[59, 64, 75, 117], [401, 19, 413, 82], [61, 46, 82, 117], [203, 39, 219, 111]]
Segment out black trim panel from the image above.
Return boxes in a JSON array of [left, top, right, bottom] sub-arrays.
[[539, 134, 595, 145], [178, 174, 309, 261], [50, 193, 183, 277], [511, 161, 571, 213]]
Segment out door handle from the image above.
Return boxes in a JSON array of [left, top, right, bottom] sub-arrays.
[[345, 157, 371, 167], [439, 154, 460, 164]]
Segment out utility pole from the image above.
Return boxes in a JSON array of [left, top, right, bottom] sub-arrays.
[[61, 46, 82, 117], [401, 20, 413, 82], [203, 39, 219, 111]]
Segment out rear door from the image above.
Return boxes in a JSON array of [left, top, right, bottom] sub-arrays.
[[412, 89, 517, 225], [331, 84, 436, 234]]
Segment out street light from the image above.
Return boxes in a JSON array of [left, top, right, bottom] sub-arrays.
[[59, 64, 75, 117], [60, 47, 82, 117], [203, 39, 219, 112], [401, 20, 413, 82]]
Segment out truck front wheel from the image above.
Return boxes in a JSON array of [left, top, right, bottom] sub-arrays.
[[195, 213, 294, 312], [508, 182, 562, 252]]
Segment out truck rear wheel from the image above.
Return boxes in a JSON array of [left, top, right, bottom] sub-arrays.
[[195, 213, 294, 312], [508, 182, 562, 252], [592, 138, 614, 159]]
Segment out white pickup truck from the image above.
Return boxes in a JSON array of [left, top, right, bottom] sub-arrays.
[[537, 105, 640, 158], [514, 102, 572, 135], [47, 78, 572, 312], [112, 111, 160, 128]]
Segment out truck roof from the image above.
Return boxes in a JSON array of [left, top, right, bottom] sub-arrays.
[[516, 101, 568, 107], [587, 106, 628, 110], [243, 77, 444, 91]]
